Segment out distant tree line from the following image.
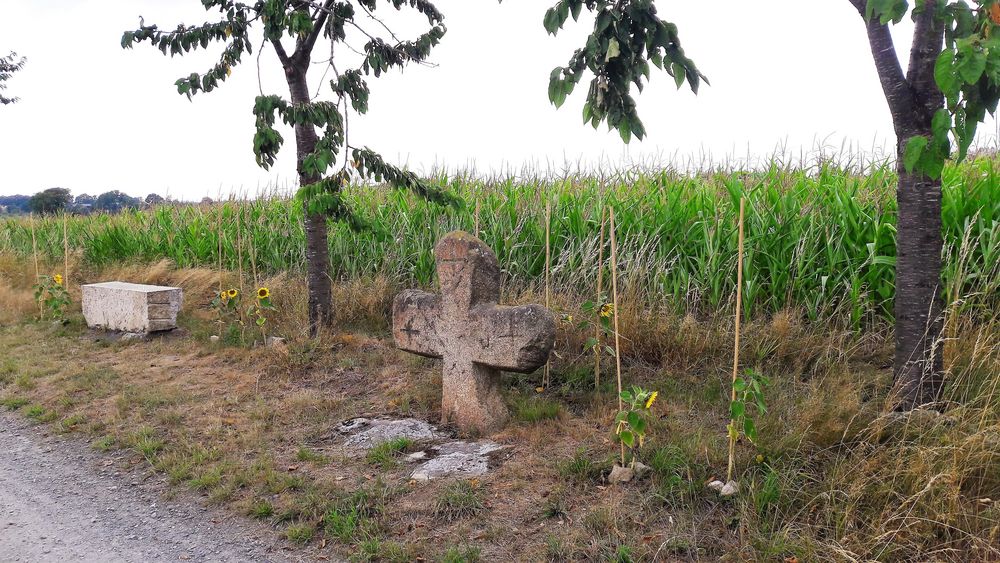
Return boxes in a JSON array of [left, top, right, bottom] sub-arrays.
[[0, 189, 172, 215]]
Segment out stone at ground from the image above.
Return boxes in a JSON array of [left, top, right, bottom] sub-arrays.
[[265, 336, 286, 347], [82, 281, 183, 333], [392, 231, 556, 435], [608, 464, 634, 484], [336, 416, 508, 481], [632, 461, 651, 479], [409, 441, 508, 481], [708, 480, 739, 497], [720, 480, 739, 496], [336, 417, 442, 449]]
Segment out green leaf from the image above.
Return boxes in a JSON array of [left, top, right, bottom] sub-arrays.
[[605, 38, 620, 62], [627, 411, 641, 429], [743, 417, 757, 443], [956, 47, 987, 84], [619, 430, 635, 448], [730, 400, 745, 420], [935, 49, 959, 97], [903, 135, 929, 173]]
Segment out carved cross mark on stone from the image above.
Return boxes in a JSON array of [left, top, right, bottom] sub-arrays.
[[393, 231, 556, 435]]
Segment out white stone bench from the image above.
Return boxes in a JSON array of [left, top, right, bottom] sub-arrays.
[[82, 282, 183, 333]]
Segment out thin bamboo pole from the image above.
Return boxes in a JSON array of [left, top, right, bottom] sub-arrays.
[[29, 213, 39, 280], [609, 206, 625, 466], [474, 194, 481, 237], [217, 205, 224, 338], [726, 198, 746, 483], [236, 203, 245, 297], [543, 197, 552, 389], [595, 205, 606, 391], [63, 212, 70, 292]]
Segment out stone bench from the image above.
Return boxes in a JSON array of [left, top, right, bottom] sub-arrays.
[[82, 282, 183, 333]]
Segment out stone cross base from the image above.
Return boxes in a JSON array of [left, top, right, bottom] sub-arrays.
[[82, 282, 183, 333]]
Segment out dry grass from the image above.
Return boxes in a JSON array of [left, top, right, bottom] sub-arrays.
[[1, 257, 998, 560]]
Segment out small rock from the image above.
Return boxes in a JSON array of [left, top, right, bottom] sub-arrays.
[[265, 336, 286, 347], [632, 462, 651, 479], [707, 480, 725, 492], [608, 464, 634, 484], [406, 451, 427, 462], [209, 335, 220, 343], [720, 480, 739, 497]]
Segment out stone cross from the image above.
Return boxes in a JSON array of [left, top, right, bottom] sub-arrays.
[[393, 231, 556, 435]]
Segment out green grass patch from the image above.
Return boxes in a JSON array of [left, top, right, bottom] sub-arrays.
[[511, 395, 563, 423], [365, 437, 413, 469], [434, 481, 485, 522]]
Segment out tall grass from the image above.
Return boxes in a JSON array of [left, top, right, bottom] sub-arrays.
[[2, 159, 998, 325]]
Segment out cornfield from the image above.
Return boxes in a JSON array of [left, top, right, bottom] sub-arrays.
[[2, 159, 998, 325]]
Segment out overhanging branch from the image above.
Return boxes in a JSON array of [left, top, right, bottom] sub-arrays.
[[848, 0, 915, 128]]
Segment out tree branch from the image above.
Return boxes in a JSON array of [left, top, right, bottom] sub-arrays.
[[295, 0, 336, 65], [848, 0, 915, 129], [271, 38, 292, 67], [906, 0, 944, 116]]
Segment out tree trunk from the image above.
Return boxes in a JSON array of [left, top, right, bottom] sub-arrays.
[[893, 136, 945, 408], [287, 65, 333, 335]]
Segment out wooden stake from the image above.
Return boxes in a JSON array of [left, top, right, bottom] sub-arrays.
[[236, 203, 245, 298], [595, 205, 606, 391], [474, 194, 481, 237], [543, 197, 552, 389], [63, 212, 69, 292], [29, 213, 39, 280], [609, 206, 625, 466], [30, 213, 41, 316], [727, 198, 746, 483], [217, 205, 224, 338]]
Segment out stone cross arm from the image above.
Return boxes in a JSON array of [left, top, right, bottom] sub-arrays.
[[393, 292, 553, 374]]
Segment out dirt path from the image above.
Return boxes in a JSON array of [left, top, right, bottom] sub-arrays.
[[0, 412, 301, 563]]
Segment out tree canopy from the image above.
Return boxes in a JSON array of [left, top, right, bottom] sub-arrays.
[[0, 51, 26, 106], [28, 188, 72, 215]]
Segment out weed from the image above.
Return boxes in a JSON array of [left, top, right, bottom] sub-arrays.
[[365, 437, 412, 469], [92, 435, 116, 451], [295, 446, 328, 464], [439, 545, 481, 563], [512, 395, 563, 423], [284, 523, 315, 545], [558, 448, 607, 485], [434, 481, 485, 522], [248, 498, 274, 519], [24, 404, 46, 420], [1, 397, 29, 410]]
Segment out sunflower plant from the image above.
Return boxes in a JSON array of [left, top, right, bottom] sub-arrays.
[[728, 369, 769, 445], [210, 288, 243, 342], [614, 385, 658, 465], [33, 273, 71, 320], [578, 298, 618, 359], [246, 287, 277, 344]]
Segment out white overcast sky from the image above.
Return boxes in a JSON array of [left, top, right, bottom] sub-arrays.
[[1, 0, 998, 200]]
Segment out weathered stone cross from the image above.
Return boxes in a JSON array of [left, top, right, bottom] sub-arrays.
[[393, 231, 556, 435]]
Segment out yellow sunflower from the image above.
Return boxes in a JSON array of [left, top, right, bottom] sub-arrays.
[[219, 291, 228, 300], [645, 391, 658, 409], [52, 274, 63, 286], [599, 303, 614, 318], [257, 287, 270, 300], [227, 289, 239, 299]]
